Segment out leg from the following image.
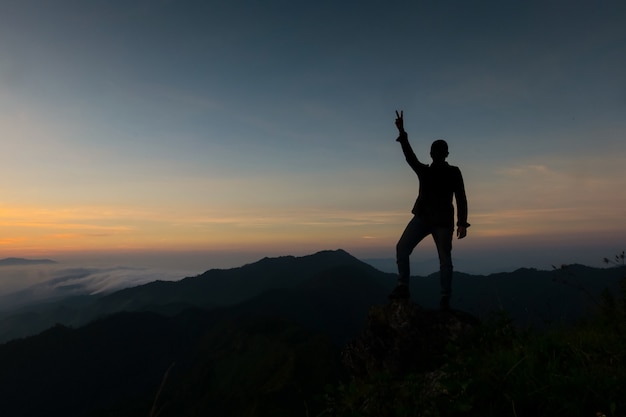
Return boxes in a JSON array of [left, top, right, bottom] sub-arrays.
[[395, 216, 431, 285], [432, 227, 454, 298]]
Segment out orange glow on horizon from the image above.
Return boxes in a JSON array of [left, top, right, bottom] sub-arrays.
[[0, 204, 407, 255], [1, 202, 624, 258]]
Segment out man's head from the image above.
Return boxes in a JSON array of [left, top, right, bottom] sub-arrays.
[[430, 139, 449, 162]]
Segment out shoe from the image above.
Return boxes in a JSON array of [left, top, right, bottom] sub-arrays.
[[388, 284, 410, 301], [439, 295, 450, 311]]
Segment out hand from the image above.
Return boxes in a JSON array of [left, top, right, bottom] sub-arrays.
[[456, 226, 467, 239], [395, 110, 405, 133]]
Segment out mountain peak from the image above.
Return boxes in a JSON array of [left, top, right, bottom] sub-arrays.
[[308, 248, 359, 261], [239, 249, 363, 271], [0, 257, 57, 266]]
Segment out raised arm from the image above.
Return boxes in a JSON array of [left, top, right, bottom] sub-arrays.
[[395, 110, 425, 173]]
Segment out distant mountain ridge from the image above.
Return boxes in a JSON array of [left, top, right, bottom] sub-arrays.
[[0, 249, 624, 345], [0, 249, 390, 343], [90, 248, 374, 313], [0, 257, 56, 266]]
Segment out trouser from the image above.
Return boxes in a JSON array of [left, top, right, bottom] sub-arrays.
[[396, 215, 453, 297]]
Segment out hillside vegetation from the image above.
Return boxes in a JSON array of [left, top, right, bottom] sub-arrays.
[[0, 250, 623, 416], [327, 253, 626, 417]]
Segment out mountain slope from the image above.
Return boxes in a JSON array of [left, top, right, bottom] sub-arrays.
[[0, 303, 339, 416], [90, 249, 372, 312], [232, 263, 390, 345], [0, 250, 623, 344], [0, 249, 391, 343]]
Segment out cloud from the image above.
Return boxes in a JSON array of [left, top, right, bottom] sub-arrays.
[[0, 264, 188, 311]]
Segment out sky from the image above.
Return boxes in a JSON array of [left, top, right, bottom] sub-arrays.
[[1, 0, 625, 285]]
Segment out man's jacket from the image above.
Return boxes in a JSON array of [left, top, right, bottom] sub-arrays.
[[398, 133, 469, 229]]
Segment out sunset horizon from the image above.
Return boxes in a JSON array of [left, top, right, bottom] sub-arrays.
[[1, 1, 624, 288]]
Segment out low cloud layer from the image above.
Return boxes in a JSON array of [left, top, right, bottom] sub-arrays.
[[0, 264, 191, 311]]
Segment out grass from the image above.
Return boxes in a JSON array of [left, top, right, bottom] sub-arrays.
[[324, 256, 626, 417]]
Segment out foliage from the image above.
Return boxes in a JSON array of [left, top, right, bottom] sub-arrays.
[[159, 316, 340, 417], [326, 260, 626, 417]]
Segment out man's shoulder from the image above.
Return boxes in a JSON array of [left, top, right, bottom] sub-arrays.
[[439, 163, 464, 180], [432, 161, 460, 171], [445, 163, 462, 173]]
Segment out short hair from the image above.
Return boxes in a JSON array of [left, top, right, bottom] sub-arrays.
[[430, 139, 449, 159]]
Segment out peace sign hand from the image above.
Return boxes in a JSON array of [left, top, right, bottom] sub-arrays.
[[395, 110, 405, 133]]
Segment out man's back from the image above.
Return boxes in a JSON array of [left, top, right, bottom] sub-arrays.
[[397, 135, 468, 228], [413, 160, 466, 228]]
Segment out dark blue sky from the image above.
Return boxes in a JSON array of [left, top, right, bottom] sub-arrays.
[[0, 0, 625, 274]]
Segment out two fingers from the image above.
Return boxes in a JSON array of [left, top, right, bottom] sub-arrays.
[[395, 110, 403, 119]]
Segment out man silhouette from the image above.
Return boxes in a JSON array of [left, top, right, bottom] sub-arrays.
[[390, 110, 469, 310]]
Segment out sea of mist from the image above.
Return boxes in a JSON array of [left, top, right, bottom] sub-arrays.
[[0, 250, 269, 311]]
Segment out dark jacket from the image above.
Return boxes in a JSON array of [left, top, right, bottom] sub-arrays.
[[398, 133, 469, 229]]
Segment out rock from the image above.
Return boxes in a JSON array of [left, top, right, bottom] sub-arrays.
[[341, 300, 479, 379]]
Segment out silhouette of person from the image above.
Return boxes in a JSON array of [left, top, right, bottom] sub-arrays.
[[389, 110, 469, 310]]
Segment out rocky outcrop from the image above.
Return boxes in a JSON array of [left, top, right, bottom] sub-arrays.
[[342, 300, 479, 379]]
